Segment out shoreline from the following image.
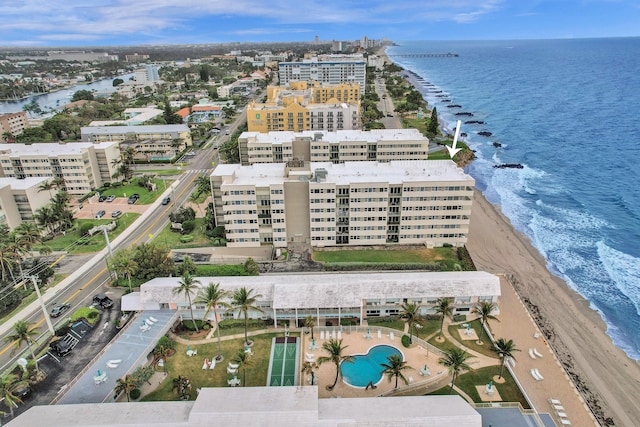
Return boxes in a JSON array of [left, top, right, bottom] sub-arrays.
[[380, 45, 640, 426]]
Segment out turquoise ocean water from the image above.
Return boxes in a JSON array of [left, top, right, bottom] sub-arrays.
[[388, 38, 640, 359]]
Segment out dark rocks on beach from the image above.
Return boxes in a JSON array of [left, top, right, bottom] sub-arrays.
[[436, 94, 448, 97], [492, 142, 502, 148], [493, 163, 523, 169], [441, 100, 451, 103], [465, 120, 485, 125], [460, 132, 468, 137], [455, 112, 474, 116], [478, 131, 493, 136], [446, 104, 462, 108], [429, 90, 443, 94]]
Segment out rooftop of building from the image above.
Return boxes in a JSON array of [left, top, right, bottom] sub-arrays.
[[0, 141, 118, 157], [137, 271, 499, 309], [241, 129, 427, 144], [0, 176, 49, 190], [80, 124, 189, 134], [213, 160, 474, 186], [8, 387, 481, 427]]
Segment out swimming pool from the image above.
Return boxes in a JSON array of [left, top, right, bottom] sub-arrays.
[[341, 345, 403, 388]]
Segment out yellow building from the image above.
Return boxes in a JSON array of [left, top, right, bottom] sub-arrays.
[[248, 82, 361, 133]]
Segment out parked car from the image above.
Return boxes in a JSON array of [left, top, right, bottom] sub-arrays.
[[95, 210, 106, 218], [105, 195, 116, 202], [93, 294, 113, 309], [161, 197, 171, 205], [127, 194, 140, 204], [111, 210, 122, 218], [50, 303, 71, 318], [98, 196, 107, 202], [50, 339, 72, 357]]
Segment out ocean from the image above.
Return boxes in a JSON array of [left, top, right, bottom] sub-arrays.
[[387, 38, 640, 360]]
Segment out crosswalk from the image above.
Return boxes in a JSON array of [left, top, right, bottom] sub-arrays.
[[183, 168, 214, 174]]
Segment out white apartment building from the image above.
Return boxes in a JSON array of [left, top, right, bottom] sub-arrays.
[[0, 142, 120, 195], [125, 271, 500, 325], [134, 64, 160, 82], [278, 58, 367, 93], [0, 177, 54, 229], [239, 129, 430, 165], [211, 160, 474, 248], [81, 125, 192, 152]]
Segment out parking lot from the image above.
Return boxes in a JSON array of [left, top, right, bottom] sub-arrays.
[[7, 302, 121, 420], [74, 197, 148, 220]]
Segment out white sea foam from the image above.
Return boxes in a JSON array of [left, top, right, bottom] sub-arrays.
[[597, 242, 640, 316]]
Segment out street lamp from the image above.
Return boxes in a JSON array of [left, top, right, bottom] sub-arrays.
[[31, 276, 55, 335]]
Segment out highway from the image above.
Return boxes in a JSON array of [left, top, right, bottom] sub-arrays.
[[0, 98, 253, 371]]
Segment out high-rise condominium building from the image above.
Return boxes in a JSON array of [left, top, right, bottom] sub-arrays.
[[278, 58, 366, 94], [211, 160, 473, 248]]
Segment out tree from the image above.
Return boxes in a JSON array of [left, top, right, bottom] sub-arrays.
[[173, 274, 201, 332], [163, 98, 182, 124], [438, 347, 473, 394], [304, 316, 315, 340], [108, 248, 138, 291], [71, 89, 94, 102], [195, 282, 229, 361], [243, 257, 259, 275], [427, 107, 439, 136], [233, 347, 254, 387], [194, 175, 211, 197], [114, 374, 137, 402], [172, 375, 191, 400], [5, 320, 40, 372], [199, 66, 210, 82], [317, 338, 353, 390], [0, 374, 28, 418], [231, 287, 263, 346], [113, 78, 124, 86], [492, 338, 520, 380], [175, 255, 197, 277], [381, 354, 411, 389], [131, 242, 174, 279], [434, 298, 453, 338], [400, 302, 424, 344], [472, 301, 499, 344], [153, 344, 172, 373]]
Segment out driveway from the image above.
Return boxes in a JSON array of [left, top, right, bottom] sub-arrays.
[[74, 198, 148, 220]]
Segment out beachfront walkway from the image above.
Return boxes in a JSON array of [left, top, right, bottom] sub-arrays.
[[489, 275, 598, 427]]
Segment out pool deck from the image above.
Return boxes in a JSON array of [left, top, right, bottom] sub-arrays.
[[302, 327, 459, 399]]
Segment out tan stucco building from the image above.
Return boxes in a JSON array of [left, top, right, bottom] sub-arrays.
[[0, 177, 54, 229]]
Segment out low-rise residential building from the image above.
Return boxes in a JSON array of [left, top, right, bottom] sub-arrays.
[[126, 271, 500, 325], [211, 160, 473, 248], [176, 105, 223, 123], [88, 107, 163, 127], [239, 129, 429, 165], [0, 112, 28, 137], [0, 142, 119, 195], [81, 125, 192, 152], [0, 177, 54, 229]]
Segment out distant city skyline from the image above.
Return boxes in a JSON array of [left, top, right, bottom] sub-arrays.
[[1, 0, 639, 47]]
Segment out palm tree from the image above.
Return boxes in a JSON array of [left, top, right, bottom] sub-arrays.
[[304, 315, 315, 340], [0, 375, 28, 418], [472, 301, 499, 344], [400, 302, 424, 344], [438, 347, 473, 394], [173, 274, 201, 332], [15, 222, 43, 254], [195, 282, 229, 361], [5, 320, 40, 372], [231, 287, 263, 346], [434, 298, 453, 338], [107, 248, 138, 290], [0, 247, 16, 282], [380, 354, 411, 389], [172, 375, 192, 400], [492, 338, 520, 380], [114, 374, 137, 402], [195, 174, 211, 197], [153, 345, 172, 373], [37, 180, 55, 198], [233, 347, 254, 387], [317, 338, 354, 390]]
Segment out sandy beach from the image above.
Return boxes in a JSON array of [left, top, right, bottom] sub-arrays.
[[466, 190, 640, 427]]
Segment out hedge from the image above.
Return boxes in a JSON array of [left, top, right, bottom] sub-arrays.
[[401, 334, 411, 348]]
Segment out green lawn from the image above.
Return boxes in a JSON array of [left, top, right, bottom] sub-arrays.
[[427, 335, 460, 353], [101, 179, 167, 204], [426, 149, 451, 160], [447, 319, 501, 359], [366, 317, 405, 332], [453, 365, 530, 408], [154, 218, 213, 248], [414, 319, 442, 340], [37, 214, 140, 254], [313, 247, 457, 264], [142, 333, 295, 401], [135, 169, 183, 176]]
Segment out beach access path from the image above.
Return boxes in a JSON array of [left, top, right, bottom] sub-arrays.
[[466, 189, 640, 427]]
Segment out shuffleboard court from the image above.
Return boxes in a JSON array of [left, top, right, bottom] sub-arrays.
[[267, 336, 299, 387]]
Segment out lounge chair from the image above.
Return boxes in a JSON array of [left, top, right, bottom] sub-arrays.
[[320, 331, 325, 340], [528, 348, 536, 359], [549, 398, 562, 405], [149, 316, 158, 323], [209, 359, 216, 370], [305, 353, 315, 359], [202, 360, 209, 370], [531, 369, 543, 381], [107, 360, 122, 369], [146, 318, 155, 325], [553, 404, 565, 411], [389, 332, 395, 341], [560, 420, 572, 425], [228, 362, 239, 370], [408, 376, 414, 384], [140, 324, 151, 332], [534, 368, 544, 380], [227, 366, 237, 375], [533, 348, 543, 358], [556, 412, 568, 418], [377, 330, 382, 339]]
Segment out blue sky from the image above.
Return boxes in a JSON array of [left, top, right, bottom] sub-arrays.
[[1, 0, 639, 47]]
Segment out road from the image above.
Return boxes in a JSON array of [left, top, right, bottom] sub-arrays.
[[0, 100, 251, 371]]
